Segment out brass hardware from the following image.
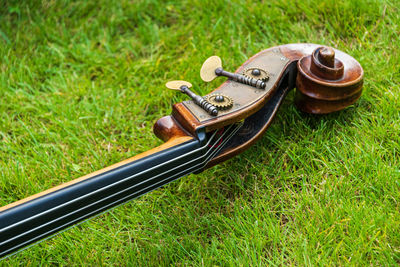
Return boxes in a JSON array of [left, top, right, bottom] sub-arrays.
[[200, 56, 267, 89], [184, 49, 290, 122], [243, 67, 269, 82], [204, 94, 233, 110]]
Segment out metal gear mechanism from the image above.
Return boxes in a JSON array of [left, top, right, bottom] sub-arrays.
[[243, 67, 269, 82], [204, 94, 233, 110]]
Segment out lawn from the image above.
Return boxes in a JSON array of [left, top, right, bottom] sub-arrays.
[[0, 0, 399, 265]]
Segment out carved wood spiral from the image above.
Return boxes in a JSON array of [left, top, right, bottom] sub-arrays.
[[294, 46, 364, 114]]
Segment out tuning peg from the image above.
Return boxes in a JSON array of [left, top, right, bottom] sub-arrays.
[[166, 80, 218, 116], [200, 56, 267, 89], [199, 56, 222, 82]]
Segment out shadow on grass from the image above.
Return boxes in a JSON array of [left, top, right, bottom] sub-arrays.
[[184, 90, 364, 208]]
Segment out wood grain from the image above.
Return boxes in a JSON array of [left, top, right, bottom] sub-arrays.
[[1, 43, 364, 213], [153, 115, 192, 142], [170, 43, 363, 166], [172, 43, 364, 136]]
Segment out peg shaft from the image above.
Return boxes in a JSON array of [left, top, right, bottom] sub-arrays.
[[180, 85, 218, 116], [200, 56, 266, 89], [215, 68, 266, 89], [165, 80, 219, 116]]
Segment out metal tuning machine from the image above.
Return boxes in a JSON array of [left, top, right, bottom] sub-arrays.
[[200, 56, 269, 89], [166, 80, 219, 116]]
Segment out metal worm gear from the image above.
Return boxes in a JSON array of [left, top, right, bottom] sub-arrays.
[[243, 67, 269, 82], [204, 94, 233, 110]]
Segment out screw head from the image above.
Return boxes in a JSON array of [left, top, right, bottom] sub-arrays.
[[251, 68, 261, 76], [215, 95, 225, 102]]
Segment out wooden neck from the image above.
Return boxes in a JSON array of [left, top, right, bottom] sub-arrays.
[[0, 136, 194, 257], [0, 44, 363, 259], [0, 121, 243, 258]]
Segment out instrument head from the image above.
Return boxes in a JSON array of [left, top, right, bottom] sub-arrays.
[[156, 43, 364, 167]]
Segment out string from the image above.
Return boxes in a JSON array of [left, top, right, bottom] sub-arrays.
[[1, 127, 221, 233], [1, 123, 242, 255], [0, 122, 243, 255]]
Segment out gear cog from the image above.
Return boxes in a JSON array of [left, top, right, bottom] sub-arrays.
[[204, 94, 233, 110], [243, 67, 269, 82]]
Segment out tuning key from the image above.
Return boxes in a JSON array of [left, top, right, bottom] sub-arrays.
[[200, 56, 267, 89], [166, 80, 218, 116]]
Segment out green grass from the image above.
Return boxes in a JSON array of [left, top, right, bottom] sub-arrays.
[[0, 0, 399, 265]]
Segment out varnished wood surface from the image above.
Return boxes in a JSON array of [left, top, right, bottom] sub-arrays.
[[206, 85, 292, 168], [172, 43, 364, 135], [294, 46, 363, 114], [294, 88, 363, 114], [0, 43, 364, 261], [153, 116, 192, 142], [172, 46, 293, 136], [1, 43, 363, 215], [170, 44, 314, 135], [171, 43, 363, 165]]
